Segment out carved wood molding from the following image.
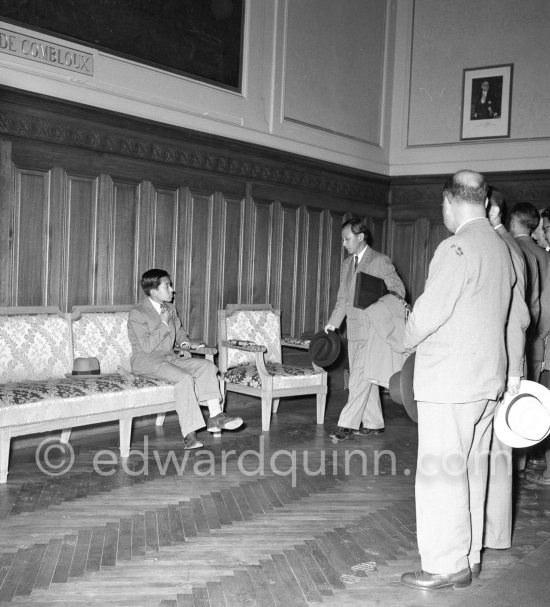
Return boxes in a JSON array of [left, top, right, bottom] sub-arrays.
[[0, 104, 386, 203]]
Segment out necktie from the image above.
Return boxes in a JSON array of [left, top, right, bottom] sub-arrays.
[[354, 255, 358, 271]]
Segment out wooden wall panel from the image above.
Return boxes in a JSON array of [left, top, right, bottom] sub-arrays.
[[112, 181, 139, 305], [152, 188, 178, 274], [325, 211, 346, 324], [219, 195, 245, 309], [249, 199, 273, 304], [185, 191, 214, 342], [390, 220, 416, 302], [66, 175, 98, 309], [299, 207, 323, 337], [277, 203, 300, 336], [14, 169, 49, 306]]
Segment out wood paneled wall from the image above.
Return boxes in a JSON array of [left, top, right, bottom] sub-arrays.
[[0, 87, 388, 346], [2, 87, 549, 346]]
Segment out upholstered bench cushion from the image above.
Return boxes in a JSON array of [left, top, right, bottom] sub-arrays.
[[224, 363, 323, 389], [0, 375, 173, 428], [0, 312, 72, 382], [71, 311, 132, 374]]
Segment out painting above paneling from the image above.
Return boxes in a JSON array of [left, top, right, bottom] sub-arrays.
[[0, 0, 244, 90]]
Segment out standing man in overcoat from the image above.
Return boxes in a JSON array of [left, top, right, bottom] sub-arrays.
[[401, 170, 520, 590], [325, 218, 406, 441]]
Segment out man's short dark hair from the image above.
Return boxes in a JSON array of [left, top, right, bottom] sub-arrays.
[[141, 269, 170, 296], [342, 217, 371, 245], [510, 203, 540, 234], [443, 171, 488, 205]]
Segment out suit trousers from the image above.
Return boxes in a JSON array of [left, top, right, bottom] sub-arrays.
[[484, 433, 513, 549], [415, 399, 496, 573], [337, 340, 384, 430], [147, 356, 222, 436]]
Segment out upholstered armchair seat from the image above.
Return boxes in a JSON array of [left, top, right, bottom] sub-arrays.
[[218, 304, 327, 431]]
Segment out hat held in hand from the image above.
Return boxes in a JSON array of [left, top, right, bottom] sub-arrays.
[[388, 352, 417, 422], [65, 357, 101, 378], [308, 331, 341, 368], [494, 380, 550, 448]]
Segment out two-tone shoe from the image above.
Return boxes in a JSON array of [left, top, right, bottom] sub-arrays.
[[183, 432, 203, 450], [207, 412, 244, 433], [401, 568, 472, 590]]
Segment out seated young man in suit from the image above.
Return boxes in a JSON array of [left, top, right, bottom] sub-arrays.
[[128, 268, 243, 449]]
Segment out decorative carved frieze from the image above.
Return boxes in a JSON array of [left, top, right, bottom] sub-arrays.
[[0, 108, 386, 202]]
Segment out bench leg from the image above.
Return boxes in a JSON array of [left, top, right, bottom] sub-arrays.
[[119, 418, 132, 458], [272, 398, 280, 413], [60, 428, 72, 444], [155, 413, 166, 427], [0, 430, 11, 484]]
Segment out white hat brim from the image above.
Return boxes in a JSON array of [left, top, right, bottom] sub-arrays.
[[494, 380, 550, 448]]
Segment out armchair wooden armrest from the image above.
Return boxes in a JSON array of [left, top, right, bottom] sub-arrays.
[[281, 336, 311, 350], [221, 339, 267, 353]]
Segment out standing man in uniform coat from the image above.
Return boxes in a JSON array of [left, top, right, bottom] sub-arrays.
[[401, 170, 520, 590], [325, 218, 406, 441]]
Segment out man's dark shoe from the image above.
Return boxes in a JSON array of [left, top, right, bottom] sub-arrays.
[[471, 563, 481, 579], [329, 426, 354, 441], [183, 432, 203, 450], [354, 427, 385, 437], [207, 412, 243, 433], [401, 568, 472, 590]]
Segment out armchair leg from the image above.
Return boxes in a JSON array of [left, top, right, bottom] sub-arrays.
[[155, 413, 166, 427], [60, 428, 72, 444], [272, 398, 280, 413], [119, 418, 132, 458], [261, 398, 272, 431], [316, 393, 327, 424]]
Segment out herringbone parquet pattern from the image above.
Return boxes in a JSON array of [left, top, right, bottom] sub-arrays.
[[0, 391, 549, 607]]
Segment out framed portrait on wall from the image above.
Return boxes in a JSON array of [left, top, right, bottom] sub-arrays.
[[460, 64, 513, 140]]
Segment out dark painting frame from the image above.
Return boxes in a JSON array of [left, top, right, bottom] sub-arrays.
[[0, 0, 244, 91]]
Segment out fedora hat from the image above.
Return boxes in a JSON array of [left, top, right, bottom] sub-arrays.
[[494, 380, 550, 448], [388, 352, 417, 422], [308, 330, 341, 368], [65, 357, 101, 378]]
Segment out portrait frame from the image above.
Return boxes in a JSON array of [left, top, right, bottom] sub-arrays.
[[460, 64, 513, 141]]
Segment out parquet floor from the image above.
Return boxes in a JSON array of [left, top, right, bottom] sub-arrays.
[[0, 385, 549, 606]]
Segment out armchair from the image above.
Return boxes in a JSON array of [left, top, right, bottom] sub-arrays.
[[217, 304, 328, 431]]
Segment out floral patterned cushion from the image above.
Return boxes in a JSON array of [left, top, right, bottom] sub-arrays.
[[281, 336, 311, 347], [225, 310, 281, 368], [0, 313, 72, 382], [72, 312, 132, 374], [0, 375, 170, 408], [224, 363, 322, 389]]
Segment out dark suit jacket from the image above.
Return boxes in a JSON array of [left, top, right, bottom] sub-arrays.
[[128, 298, 189, 375]]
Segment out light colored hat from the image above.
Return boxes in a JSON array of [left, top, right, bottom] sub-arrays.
[[494, 380, 550, 448], [65, 357, 101, 378]]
